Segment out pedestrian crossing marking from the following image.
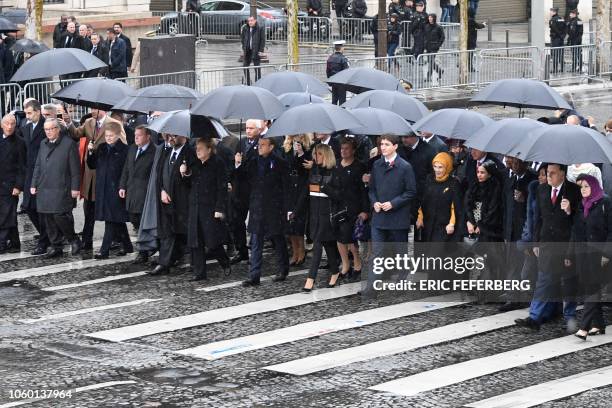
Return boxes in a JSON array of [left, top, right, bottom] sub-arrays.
[[42, 271, 149, 291], [369, 324, 612, 397], [86, 282, 362, 342], [178, 295, 466, 360], [195, 269, 309, 292], [465, 365, 612, 408], [264, 308, 526, 375]]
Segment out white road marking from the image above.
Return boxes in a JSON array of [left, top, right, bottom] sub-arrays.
[[195, 269, 310, 292]]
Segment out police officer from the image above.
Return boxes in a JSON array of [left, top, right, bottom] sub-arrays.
[[565, 0, 579, 21], [326, 40, 349, 105], [410, 1, 427, 59], [566, 9, 583, 72], [549, 7, 566, 74]]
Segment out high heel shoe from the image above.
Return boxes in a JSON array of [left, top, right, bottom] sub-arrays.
[[294, 258, 305, 267], [588, 327, 606, 336], [327, 273, 340, 288], [289, 259, 297, 266], [575, 330, 588, 341], [303, 278, 315, 292]]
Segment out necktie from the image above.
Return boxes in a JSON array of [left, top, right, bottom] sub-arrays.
[[170, 151, 178, 165], [551, 188, 558, 205], [135, 147, 142, 161], [388, 160, 394, 168], [91, 46, 96, 55]]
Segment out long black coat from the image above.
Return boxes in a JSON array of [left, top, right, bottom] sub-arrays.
[[285, 148, 312, 235], [400, 139, 436, 218], [31, 134, 80, 214], [335, 160, 369, 219], [0, 135, 26, 229], [187, 154, 229, 249], [21, 120, 46, 211], [232, 137, 259, 208], [308, 166, 342, 242], [87, 142, 129, 223], [465, 176, 503, 242], [421, 174, 463, 242], [119, 143, 155, 214], [503, 170, 537, 242]]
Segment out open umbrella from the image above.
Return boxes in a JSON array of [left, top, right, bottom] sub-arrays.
[[253, 71, 329, 96], [278, 92, 327, 110], [342, 90, 429, 123], [112, 84, 203, 113], [0, 17, 18, 33], [10, 48, 108, 82], [147, 110, 191, 138], [51, 78, 134, 110], [507, 125, 612, 164], [11, 39, 50, 54], [265, 103, 362, 137], [412, 109, 494, 140], [327, 67, 408, 94], [191, 85, 283, 120], [464, 118, 548, 155], [470, 79, 572, 112], [346, 108, 413, 136]]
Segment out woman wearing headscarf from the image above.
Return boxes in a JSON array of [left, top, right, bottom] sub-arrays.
[[565, 174, 612, 340]]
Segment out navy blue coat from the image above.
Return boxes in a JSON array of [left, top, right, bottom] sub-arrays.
[[368, 156, 417, 230], [87, 142, 129, 223], [109, 37, 127, 74]]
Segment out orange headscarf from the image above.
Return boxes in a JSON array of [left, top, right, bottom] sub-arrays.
[[432, 152, 453, 182]]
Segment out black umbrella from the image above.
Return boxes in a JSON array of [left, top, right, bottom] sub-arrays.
[[11, 39, 50, 54], [0, 17, 18, 33], [327, 67, 408, 94], [278, 92, 327, 110], [412, 109, 494, 140], [346, 108, 413, 136], [507, 125, 612, 164], [253, 71, 329, 96], [464, 118, 548, 155], [10, 48, 108, 82], [112, 84, 203, 113], [342, 90, 429, 123], [51, 78, 134, 111], [470, 79, 572, 112], [191, 85, 283, 120], [265, 103, 362, 137]]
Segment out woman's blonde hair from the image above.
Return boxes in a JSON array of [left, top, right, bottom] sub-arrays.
[[313, 143, 336, 169], [283, 133, 314, 153]]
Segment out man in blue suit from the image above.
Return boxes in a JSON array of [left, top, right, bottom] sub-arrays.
[[106, 28, 127, 80], [364, 134, 417, 298]]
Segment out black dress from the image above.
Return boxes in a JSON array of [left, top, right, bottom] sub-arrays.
[[284, 148, 311, 236], [465, 176, 503, 243], [421, 174, 463, 242], [334, 160, 369, 244]]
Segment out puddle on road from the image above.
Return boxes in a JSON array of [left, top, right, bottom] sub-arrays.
[[138, 367, 240, 393], [0, 280, 51, 307]]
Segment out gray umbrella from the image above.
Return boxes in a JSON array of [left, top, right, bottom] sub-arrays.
[[0, 16, 18, 33], [278, 92, 327, 110], [191, 85, 283, 120], [465, 118, 548, 155], [253, 71, 329, 96], [147, 110, 191, 138], [342, 90, 429, 123], [112, 84, 203, 113], [470, 79, 572, 110], [10, 48, 108, 82], [265, 103, 362, 137], [412, 109, 494, 140], [51, 78, 134, 110], [346, 108, 413, 136], [507, 125, 612, 164], [327, 67, 408, 94], [11, 39, 50, 54]]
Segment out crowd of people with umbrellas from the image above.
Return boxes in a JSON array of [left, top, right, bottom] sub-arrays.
[[1, 58, 611, 343]]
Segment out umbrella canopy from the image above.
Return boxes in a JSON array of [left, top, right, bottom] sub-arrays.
[[507, 125, 612, 164], [346, 108, 413, 136], [342, 90, 429, 123], [112, 84, 203, 113], [11, 39, 50, 54], [278, 92, 327, 110], [470, 79, 572, 110], [265, 103, 362, 137], [412, 109, 494, 140], [191, 85, 283, 120], [0, 16, 18, 33], [51, 78, 134, 110], [10, 48, 108, 82], [253, 71, 329, 96], [147, 110, 191, 138], [465, 118, 548, 155], [327, 67, 408, 94]]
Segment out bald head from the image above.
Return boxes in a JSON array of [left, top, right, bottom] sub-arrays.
[[567, 115, 581, 126]]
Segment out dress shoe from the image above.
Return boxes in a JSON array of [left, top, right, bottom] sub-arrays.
[[45, 248, 64, 258], [0, 246, 6, 254], [110, 242, 121, 250], [71, 238, 83, 256], [81, 242, 93, 251], [242, 279, 260, 287], [191, 274, 207, 281], [273, 274, 287, 282], [94, 253, 109, 260], [230, 253, 249, 265], [31, 246, 48, 256], [7, 244, 21, 253], [498, 302, 524, 312], [133, 253, 149, 264], [514, 317, 541, 331], [148, 265, 169, 275]]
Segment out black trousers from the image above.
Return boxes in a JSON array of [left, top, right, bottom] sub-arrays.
[[109, 71, 128, 81], [0, 228, 9, 249], [42, 212, 77, 249], [308, 240, 339, 279], [580, 286, 605, 331], [243, 49, 261, 85], [82, 199, 95, 246], [27, 208, 49, 248], [158, 233, 187, 267], [331, 85, 346, 106], [231, 202, 249, 256], [100, 221, 133, 255], [129, 212, 149, 256], [551, 39, 564, 73]]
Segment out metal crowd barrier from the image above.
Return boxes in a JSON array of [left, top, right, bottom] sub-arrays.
[[335, 17, 373, 46], [279, 61, 329, 83], [543, 44, 598, 83], [198, 64, 279, 94], [118, 70, 198, 90], [600, 41, 612, 76], [478, 46, 540, 85], [351, 54, 416, 83], [412, 49, 480, 90], [266, 16, 332, 46], [0, 83, 24, 117]]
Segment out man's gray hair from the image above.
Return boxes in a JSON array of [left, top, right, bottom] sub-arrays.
[[45, 118, 61, 128], [247, 119, 264, 130], [1, 113, 16, 124], [42, 103, 57, 115]]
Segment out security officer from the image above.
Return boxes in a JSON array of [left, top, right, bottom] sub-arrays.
[[565, 0, 579, 21], [549, 7, 566, 74], [410, 1, 427, 58], [566, 9, 583, 72], [326, 40, 350, 105]]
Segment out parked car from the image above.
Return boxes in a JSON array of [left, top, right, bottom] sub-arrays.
[[0, 8, 26, 25]]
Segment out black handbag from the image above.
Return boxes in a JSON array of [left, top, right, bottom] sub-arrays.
[[330, 207, 348, 226]]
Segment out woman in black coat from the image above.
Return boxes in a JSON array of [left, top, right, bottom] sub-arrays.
[[566, 174, 612, 340], [283, 134, 313, 267], [335, 138, 369, 281], [184, 138, 230, 280], [86, 122, 133, 258], [304, 144, 342, 292], [465, 160, 503, 243]]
